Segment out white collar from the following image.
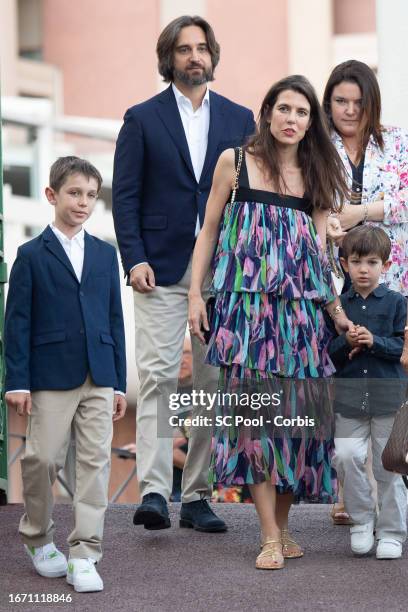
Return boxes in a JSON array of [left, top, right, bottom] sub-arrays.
[[172, 83, 210, 109], [50, 224, 85, 248]]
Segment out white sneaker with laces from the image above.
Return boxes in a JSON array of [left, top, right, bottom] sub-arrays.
[[350, 520, 375, 555], [376, 538, 402, 559], [66, 558, 104, 592], [24, 542, 67, 578]]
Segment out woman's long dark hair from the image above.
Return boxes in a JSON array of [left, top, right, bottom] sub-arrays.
[[246, 75, 348, 212], [322, 60, 384, 155]]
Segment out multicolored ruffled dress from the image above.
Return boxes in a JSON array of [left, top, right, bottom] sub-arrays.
[[206, 149, 338, 502]]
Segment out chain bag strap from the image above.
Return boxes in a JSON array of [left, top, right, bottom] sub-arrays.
[[230, 146, 243, 205], [327, 237, 345, 294]]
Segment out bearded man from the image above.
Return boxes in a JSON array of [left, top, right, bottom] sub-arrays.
[[112, 15, 254, 532]]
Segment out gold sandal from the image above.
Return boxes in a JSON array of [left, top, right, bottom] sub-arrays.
[[255, 539, 284, 570], [281, 529, 304, 559]]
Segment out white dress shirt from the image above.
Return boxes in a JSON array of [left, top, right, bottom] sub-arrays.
[[172, 82, 210, 236], [51, 224, 85, 282], [172, 83, 210, 182], [8, 224, 123, 396]]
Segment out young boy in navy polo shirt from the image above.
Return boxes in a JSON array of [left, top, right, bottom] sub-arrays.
[[329, 225, 407, 560]]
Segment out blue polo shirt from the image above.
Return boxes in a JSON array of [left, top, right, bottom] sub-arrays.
[[328, 283, 408, 417]]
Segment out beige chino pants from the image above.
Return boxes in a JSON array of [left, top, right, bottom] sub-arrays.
[[19, 375, 114, 560], [134, 255, 219, 502]]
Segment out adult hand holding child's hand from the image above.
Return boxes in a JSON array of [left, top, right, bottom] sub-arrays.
[[355, 325, 374, 348], [345, 324, 362, 360], [347, 325, 373, 359], [345, 327, 359, 348]]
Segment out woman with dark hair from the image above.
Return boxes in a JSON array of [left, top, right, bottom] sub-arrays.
[[323, 59, 408, 525], [323, 60, 408, 297], [188, 75, 351, 570]]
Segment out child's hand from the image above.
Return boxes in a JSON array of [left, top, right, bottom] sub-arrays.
[[5, 392, 32, 416], [348, 346, 362, 360], [356, 326, 374, 348], [345, 325, 359, 348], [113, 394, 127, 421]]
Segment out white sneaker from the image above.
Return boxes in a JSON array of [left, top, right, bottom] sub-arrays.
[[350, 520, 375, 555], [376, 538, 402, 559], [66, 558, 103, 592], [24, 543, 67, 578]]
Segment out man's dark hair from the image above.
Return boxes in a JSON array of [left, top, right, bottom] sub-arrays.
[[342, 225, 391, 262], [156, 15, 220, 83], [49, 156, 103, 192]]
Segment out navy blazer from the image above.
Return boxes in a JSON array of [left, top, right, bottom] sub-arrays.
[[4, 226, 126, 393], [112, 85, 255, 285]]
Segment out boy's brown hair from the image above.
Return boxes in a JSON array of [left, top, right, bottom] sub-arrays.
[[341, 225, 391, 262], [49, 156, 103, 193]]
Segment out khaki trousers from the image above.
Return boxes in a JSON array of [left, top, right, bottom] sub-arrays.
[[134, 256, 219, 502], [19, 376, 114, 560]]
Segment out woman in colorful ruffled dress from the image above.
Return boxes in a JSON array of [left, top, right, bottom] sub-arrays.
[[323, 60, 408, 525], [188, 75, 350, 570]]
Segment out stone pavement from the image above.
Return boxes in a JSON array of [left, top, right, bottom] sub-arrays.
[[1, 503, 407, 612]]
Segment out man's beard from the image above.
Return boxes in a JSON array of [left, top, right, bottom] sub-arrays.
[[173, 65, 213, 86]]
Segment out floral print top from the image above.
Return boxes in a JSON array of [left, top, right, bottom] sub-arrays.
[[333, 126, 408, 296]]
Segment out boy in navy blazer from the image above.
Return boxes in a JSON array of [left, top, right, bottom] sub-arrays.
[[5, 157, 127, 593]]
